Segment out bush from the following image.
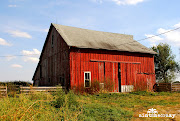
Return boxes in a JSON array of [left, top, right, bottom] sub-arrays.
[[90, 80, 100, 93], [103, 77, 114, 92], [52, 89, 79, 110], [28, 91, 53, 101], [67, 90, 79, 109], [51, 88, 65, 108], [74, 78, 114, 94]]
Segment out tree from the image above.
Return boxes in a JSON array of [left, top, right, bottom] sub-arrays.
[[151, 43, 179, 83]]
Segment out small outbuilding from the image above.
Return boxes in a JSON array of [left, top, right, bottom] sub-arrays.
[[33, 23, 156, 92]]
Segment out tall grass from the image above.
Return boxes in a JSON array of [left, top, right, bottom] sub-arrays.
[[0, 89, 81, 121], [74, 78, 115, 94], [0, 90, 179, 121]]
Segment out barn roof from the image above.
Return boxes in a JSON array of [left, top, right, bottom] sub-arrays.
[[52, 23, 156, 54]]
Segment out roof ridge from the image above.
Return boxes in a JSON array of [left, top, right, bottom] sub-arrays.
[[51, 23, 156, 54], [52, 23, 133, 37]]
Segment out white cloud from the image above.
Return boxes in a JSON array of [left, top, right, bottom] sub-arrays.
[[22, 49, 41, 55], [11, 64, 23, 68], [0, 38, 12, 46], [145, 34, 163, 46], [7, 30, 32, 38], [6, 55, 16, 61], [145, 22, 180, 47], [8, 5, 17, 7], [112, 0, 145, 5], [157, 28, 180, 46], [21, 49, 40, 63], [174, 22, 180, 28], [24, 57, 39, 62]]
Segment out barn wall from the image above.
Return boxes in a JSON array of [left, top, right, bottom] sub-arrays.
[[33, 26, 70, 88], [70, 47, 156, 92], [33, 65, 40, 86]]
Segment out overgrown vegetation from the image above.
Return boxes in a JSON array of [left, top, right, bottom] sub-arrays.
[[0, 81, 32, 97], [74, 78, 114, 94], [0, 81, 32, 86], [0, 90, 179, 121]]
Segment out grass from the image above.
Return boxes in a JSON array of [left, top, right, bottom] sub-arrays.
[[0, 91, 179, 121]]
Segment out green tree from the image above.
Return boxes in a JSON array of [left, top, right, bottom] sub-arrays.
[[151, 43, 179, 83]]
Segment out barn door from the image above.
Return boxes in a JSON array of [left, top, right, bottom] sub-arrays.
[[121, 63, 137, 92], [118, 63, 121, 92], [98, 62, 105, 82]]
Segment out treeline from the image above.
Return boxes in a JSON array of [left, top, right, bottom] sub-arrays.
[[0, 81, 32, 86]]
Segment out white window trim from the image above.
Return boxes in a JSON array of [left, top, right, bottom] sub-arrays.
[[84, 71, 91, 88]]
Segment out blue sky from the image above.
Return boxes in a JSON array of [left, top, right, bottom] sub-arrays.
[[1, 0, 180, 83]]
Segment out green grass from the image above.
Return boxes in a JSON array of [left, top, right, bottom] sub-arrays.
[[0, 91, 179, 121]]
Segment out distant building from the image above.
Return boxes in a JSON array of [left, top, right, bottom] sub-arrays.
[[33, 23, 156, 92]]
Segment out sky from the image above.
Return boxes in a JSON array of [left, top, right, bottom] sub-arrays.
[[0, 0, 180, 83]]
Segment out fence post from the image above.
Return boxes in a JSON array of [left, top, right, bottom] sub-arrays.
[[20, 86, 23, 94], [5, 86, 7, 96], [0, 86, 7, 97]]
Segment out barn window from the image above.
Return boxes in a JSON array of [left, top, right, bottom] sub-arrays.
[[84, 72, 91, 88], [51, 35, 54, 47]]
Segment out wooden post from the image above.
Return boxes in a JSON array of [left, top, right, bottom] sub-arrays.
[[0, 86, 7, 97], [5, 86, 7, 96]]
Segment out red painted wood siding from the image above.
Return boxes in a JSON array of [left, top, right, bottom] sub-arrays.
[[70, 47, 155, 92], [33, 26, 155, 92]]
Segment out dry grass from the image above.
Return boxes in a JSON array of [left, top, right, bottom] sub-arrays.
[[132, 93, 180, 121], [0, 91, 179, 121]]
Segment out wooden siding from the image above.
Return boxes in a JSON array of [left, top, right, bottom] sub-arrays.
[[33, 26, 70, 88], [33, 25, 156, 92], [70, 47, 156, 92]]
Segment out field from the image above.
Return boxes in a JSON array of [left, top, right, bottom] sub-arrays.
[[0, 90, 179, 121]]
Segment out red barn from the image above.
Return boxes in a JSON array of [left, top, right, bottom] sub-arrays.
[[33, 23, 156, 92]]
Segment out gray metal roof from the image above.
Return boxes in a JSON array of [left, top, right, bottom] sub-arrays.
[[52, 23, 156, 54]]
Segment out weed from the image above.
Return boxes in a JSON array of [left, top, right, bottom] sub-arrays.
[[74, 78, 114, 94], [51, 88, 65, 108], [69, 92, 79, 106], [0, 91, 179, 121], [78, 103, 133, 121]]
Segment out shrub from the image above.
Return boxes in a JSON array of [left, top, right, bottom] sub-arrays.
[[103, 77, 114, 92], [51, 88, 65, 108], [28, 91, 53, 101], [74, 78, 115, 94], [7, 84, 19, 97], [52, 89, 79, 110], [132, 79, 148, 92], [90, 80, 100, 93], [67, 90, 79, 109], [73, 80, 100, 95]]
